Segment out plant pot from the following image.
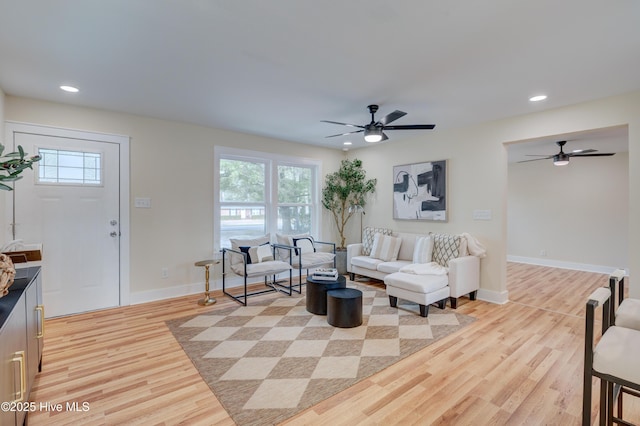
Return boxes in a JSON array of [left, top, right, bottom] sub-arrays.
[[335, 248, 347, 275]]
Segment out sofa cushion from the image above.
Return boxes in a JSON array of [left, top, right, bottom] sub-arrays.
[[351, 255, 384, 270], [431, 233, 461, 267], [384, 272, 449, 294], [412, 236, 433, 264], [362, 227, 393, 256], [370, 234, 402, 262], [377, 260, 412, 274]]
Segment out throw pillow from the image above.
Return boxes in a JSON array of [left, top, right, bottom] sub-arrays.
[[431, 233, 461, 267], [249, 243, 274, 263], [293, 236, 315, 254], [362, 227, 393, 256], [412, 236, 433, 264], [275, 233, 311, 260], [229, 234, 270, 266], [369, 234, 402, 262]]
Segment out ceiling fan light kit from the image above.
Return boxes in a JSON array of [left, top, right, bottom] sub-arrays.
[[553, 153, 570, 166], [322, 104, 435, 143], [519, 140, 615, 166]]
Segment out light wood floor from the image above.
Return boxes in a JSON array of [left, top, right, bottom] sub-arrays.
[[27, 263, 638, 425]]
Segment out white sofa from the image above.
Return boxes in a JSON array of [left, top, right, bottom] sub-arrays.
[[347, 231, 481, 311]]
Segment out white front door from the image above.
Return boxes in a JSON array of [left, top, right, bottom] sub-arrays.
[[6, 123, 129, 318]]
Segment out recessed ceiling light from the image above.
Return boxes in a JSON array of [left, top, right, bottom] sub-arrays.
[[529, 95, 547, 102], [60, 85, 79, 93], [343, 141, 352, 145]]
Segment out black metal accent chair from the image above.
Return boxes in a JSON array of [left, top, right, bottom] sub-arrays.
[[274, 235, 336, 286], [222, 244, 292, 306], [583, 283, 640, 425]]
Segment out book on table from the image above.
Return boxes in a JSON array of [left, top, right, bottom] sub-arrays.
[[312, 268, 338, 280]]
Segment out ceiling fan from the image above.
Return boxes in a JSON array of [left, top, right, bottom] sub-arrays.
[[322, 104, 435, 143], [518, 140, 615, 166]]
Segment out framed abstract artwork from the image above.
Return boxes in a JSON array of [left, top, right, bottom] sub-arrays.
[[393, 159, 447, 221]]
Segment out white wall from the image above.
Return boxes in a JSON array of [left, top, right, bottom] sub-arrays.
[[349, 90, 640, 301], [4, 90, 640, 303], [3, 96, 345, 302], [508, 151, 628, 271]]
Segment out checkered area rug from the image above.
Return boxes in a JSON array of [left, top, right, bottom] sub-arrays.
[[166, 281, 475, 426]]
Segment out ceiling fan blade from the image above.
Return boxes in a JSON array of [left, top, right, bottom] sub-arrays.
[[325, 129, 364, 138], [320, 120, 364, 129], [570, 149, 598, 155], [525, 154, 554, 157], [517, 158, 550, 163], [383, 124, 436, 130], [379, 110, 407, 126], [570, 152, 615, 157]]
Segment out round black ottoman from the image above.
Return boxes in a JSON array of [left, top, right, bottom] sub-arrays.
[[326, 288, 363, 328], [306, 275, 347, 315]]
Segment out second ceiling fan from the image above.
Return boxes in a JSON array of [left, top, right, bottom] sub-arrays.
[[322, 104, 435, 143], [519, 140, 615, 166]]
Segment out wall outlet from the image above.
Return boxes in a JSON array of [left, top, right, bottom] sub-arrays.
[[161, 267, 169, 278], [135, 197, 152, 208], [539, 250, 547, 257]]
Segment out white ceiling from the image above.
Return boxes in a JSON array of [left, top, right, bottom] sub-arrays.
[[1, 1, 639, 151]]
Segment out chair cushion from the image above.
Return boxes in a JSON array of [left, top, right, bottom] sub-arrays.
[[351, 255, 384, 270], [231, 260, 292, 277], [362, 227, 393, 256], [291, 251, 335, 268], [230, 234, 270, 266], [293, 236, 315, 254], [593, 325, 640, 386], [617, 298, 640, 331], [276, 233, 310, 261], [384, 272, 448, 294], [370, 234, 402, 262]]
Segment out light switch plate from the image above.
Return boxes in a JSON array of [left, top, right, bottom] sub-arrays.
[[135, 197, 151, 208], [473, 209, 492, 220]]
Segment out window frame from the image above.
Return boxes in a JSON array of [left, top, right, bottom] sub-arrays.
[[214, 146, 322, 250]]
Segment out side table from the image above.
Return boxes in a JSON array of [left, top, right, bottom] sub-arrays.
[[306, 275, 347, 315], [195, 259, 219, 306]]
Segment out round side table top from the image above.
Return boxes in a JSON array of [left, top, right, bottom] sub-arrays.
[[195, 259, 220, 267]]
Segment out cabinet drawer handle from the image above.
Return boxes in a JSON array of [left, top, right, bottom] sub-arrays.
[[11, 351, 26, 402], [36, 305, 45, 338]]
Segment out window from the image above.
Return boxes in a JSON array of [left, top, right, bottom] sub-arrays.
[[215, 147, 320, 249], [37, 148, 102, 185]]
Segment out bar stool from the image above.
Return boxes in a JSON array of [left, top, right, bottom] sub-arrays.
[[195, 259, 219, 306], [583, 286, 640, 425]]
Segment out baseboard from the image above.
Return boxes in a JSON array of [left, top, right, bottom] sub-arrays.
[[476, 288, 509, 305], [130, 280, 215, 305], [507, 255, 628, 276], [129, 272, 293, 305]]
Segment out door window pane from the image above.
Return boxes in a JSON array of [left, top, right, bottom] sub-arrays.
[[37, 148, 101, 185]]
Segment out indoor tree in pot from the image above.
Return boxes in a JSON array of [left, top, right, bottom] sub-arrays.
[[321, 158, 376, 274]]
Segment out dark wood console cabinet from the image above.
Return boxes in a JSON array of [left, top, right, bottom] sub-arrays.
[[0, 267, 43, 426]]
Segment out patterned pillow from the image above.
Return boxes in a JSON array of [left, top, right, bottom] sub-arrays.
[[362, 227, 393, 256], [370, 234, 402, 262], [431, 234, 461, 267], [412, 236, 433, 264]]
